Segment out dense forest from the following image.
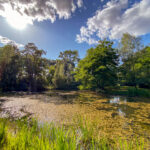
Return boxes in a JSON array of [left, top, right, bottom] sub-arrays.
[[0, 33, 149, 92]]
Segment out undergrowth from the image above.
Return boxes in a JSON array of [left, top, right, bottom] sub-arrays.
[[107, 86, 150, 98], [0, 117, 149, 150]]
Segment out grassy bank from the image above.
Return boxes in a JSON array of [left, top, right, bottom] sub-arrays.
[[0, 117, 149, 150], [106, 86, 150, 98]]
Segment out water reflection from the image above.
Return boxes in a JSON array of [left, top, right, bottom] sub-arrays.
[[118, 108, 126, 117], [0, 91, 150, 141], [42, 92, 95, 105], [41, 94, 136, 118], [109, 96, 135, 117], [109, 96, 127, 104]]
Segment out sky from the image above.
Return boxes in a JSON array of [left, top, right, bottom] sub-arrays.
[[0, 0, 150, 59]]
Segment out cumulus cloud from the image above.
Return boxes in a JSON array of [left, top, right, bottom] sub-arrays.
[[0, 36, 24, 48], [76, 0, 150, 44], [0, 0, 83, 24], [77, 0, 83, 8]]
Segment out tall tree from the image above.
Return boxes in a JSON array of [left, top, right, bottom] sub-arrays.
[[1, 54, 21, 91], [119, 33, 142, 87], [75, 40, 119, 90], [52, 50, 79, 89], [0, 45, 17, 79], [0, 45, 21, 91], [52, 60, 67, 89], [136, 46, 150, 88], [22, 43, 47, 92]]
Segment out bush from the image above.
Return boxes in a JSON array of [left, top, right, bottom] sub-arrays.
[[127, 87, 150, 97]]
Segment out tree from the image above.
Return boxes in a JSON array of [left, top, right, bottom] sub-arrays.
[[136, 46, 150, 88], [52, 60, 67, 89], [0, 45, 17, 79], [52, 50, 79, 89], [119, 33, 142, 87], [22, 43, 47, 92], [75, 40, 119, 90], [0, 45, 21, 91]]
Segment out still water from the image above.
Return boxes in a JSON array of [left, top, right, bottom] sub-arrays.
[[0, 90, 150, 140]]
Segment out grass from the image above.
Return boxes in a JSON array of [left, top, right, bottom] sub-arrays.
[[0, 117, 149, 150], [107, 86, 150, 98]]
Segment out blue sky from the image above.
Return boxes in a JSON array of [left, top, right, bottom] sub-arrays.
[[0, 0, 150, 59]]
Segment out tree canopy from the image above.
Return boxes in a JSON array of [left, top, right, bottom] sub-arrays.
[[75, 40, 119, 90], [0, 35, 149, 92]]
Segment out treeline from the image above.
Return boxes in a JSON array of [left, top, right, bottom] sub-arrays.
[[0, 43, 48, 92], [0, 33, 149, 92]]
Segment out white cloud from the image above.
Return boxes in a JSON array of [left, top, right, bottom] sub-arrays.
[[76, 0, 150, 44], [0, 36, 24, 48], [0, 0, 83, 25], [77, 0, 83, 8]]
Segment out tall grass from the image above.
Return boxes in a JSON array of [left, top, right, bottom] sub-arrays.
[[0, 119, 6, 148], [0, 118, 149, 150]]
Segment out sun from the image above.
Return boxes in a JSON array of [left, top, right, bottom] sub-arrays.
[[4, 5, 32, 30], [6, 13, 27, 30]]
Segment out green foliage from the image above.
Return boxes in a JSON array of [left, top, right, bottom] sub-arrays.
[[119, 33, 142, 87], [75, 40, 119, 90], [119, 34, 150, 89], [0, 38, 149, 94], [0, 43, 47, 92], [127, 87, 150, 97], [0, 118, 148, 150], [22, 43, 47, 92], [0, 119, 6, 148], [52, 50, 79, 89], [107, 86, 150, 98], [47, 65, 56, 85], [119, 33, 141, 61], [52, 61, 67, 89], [0, 45, 21, 91], [136, 47, 150, 88]]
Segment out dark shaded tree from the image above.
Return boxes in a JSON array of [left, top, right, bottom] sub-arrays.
[[0, 45, 21, 91], [22, 43, 47, 92]]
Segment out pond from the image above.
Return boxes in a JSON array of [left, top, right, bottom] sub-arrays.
[[0, 90, 150, 141]]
